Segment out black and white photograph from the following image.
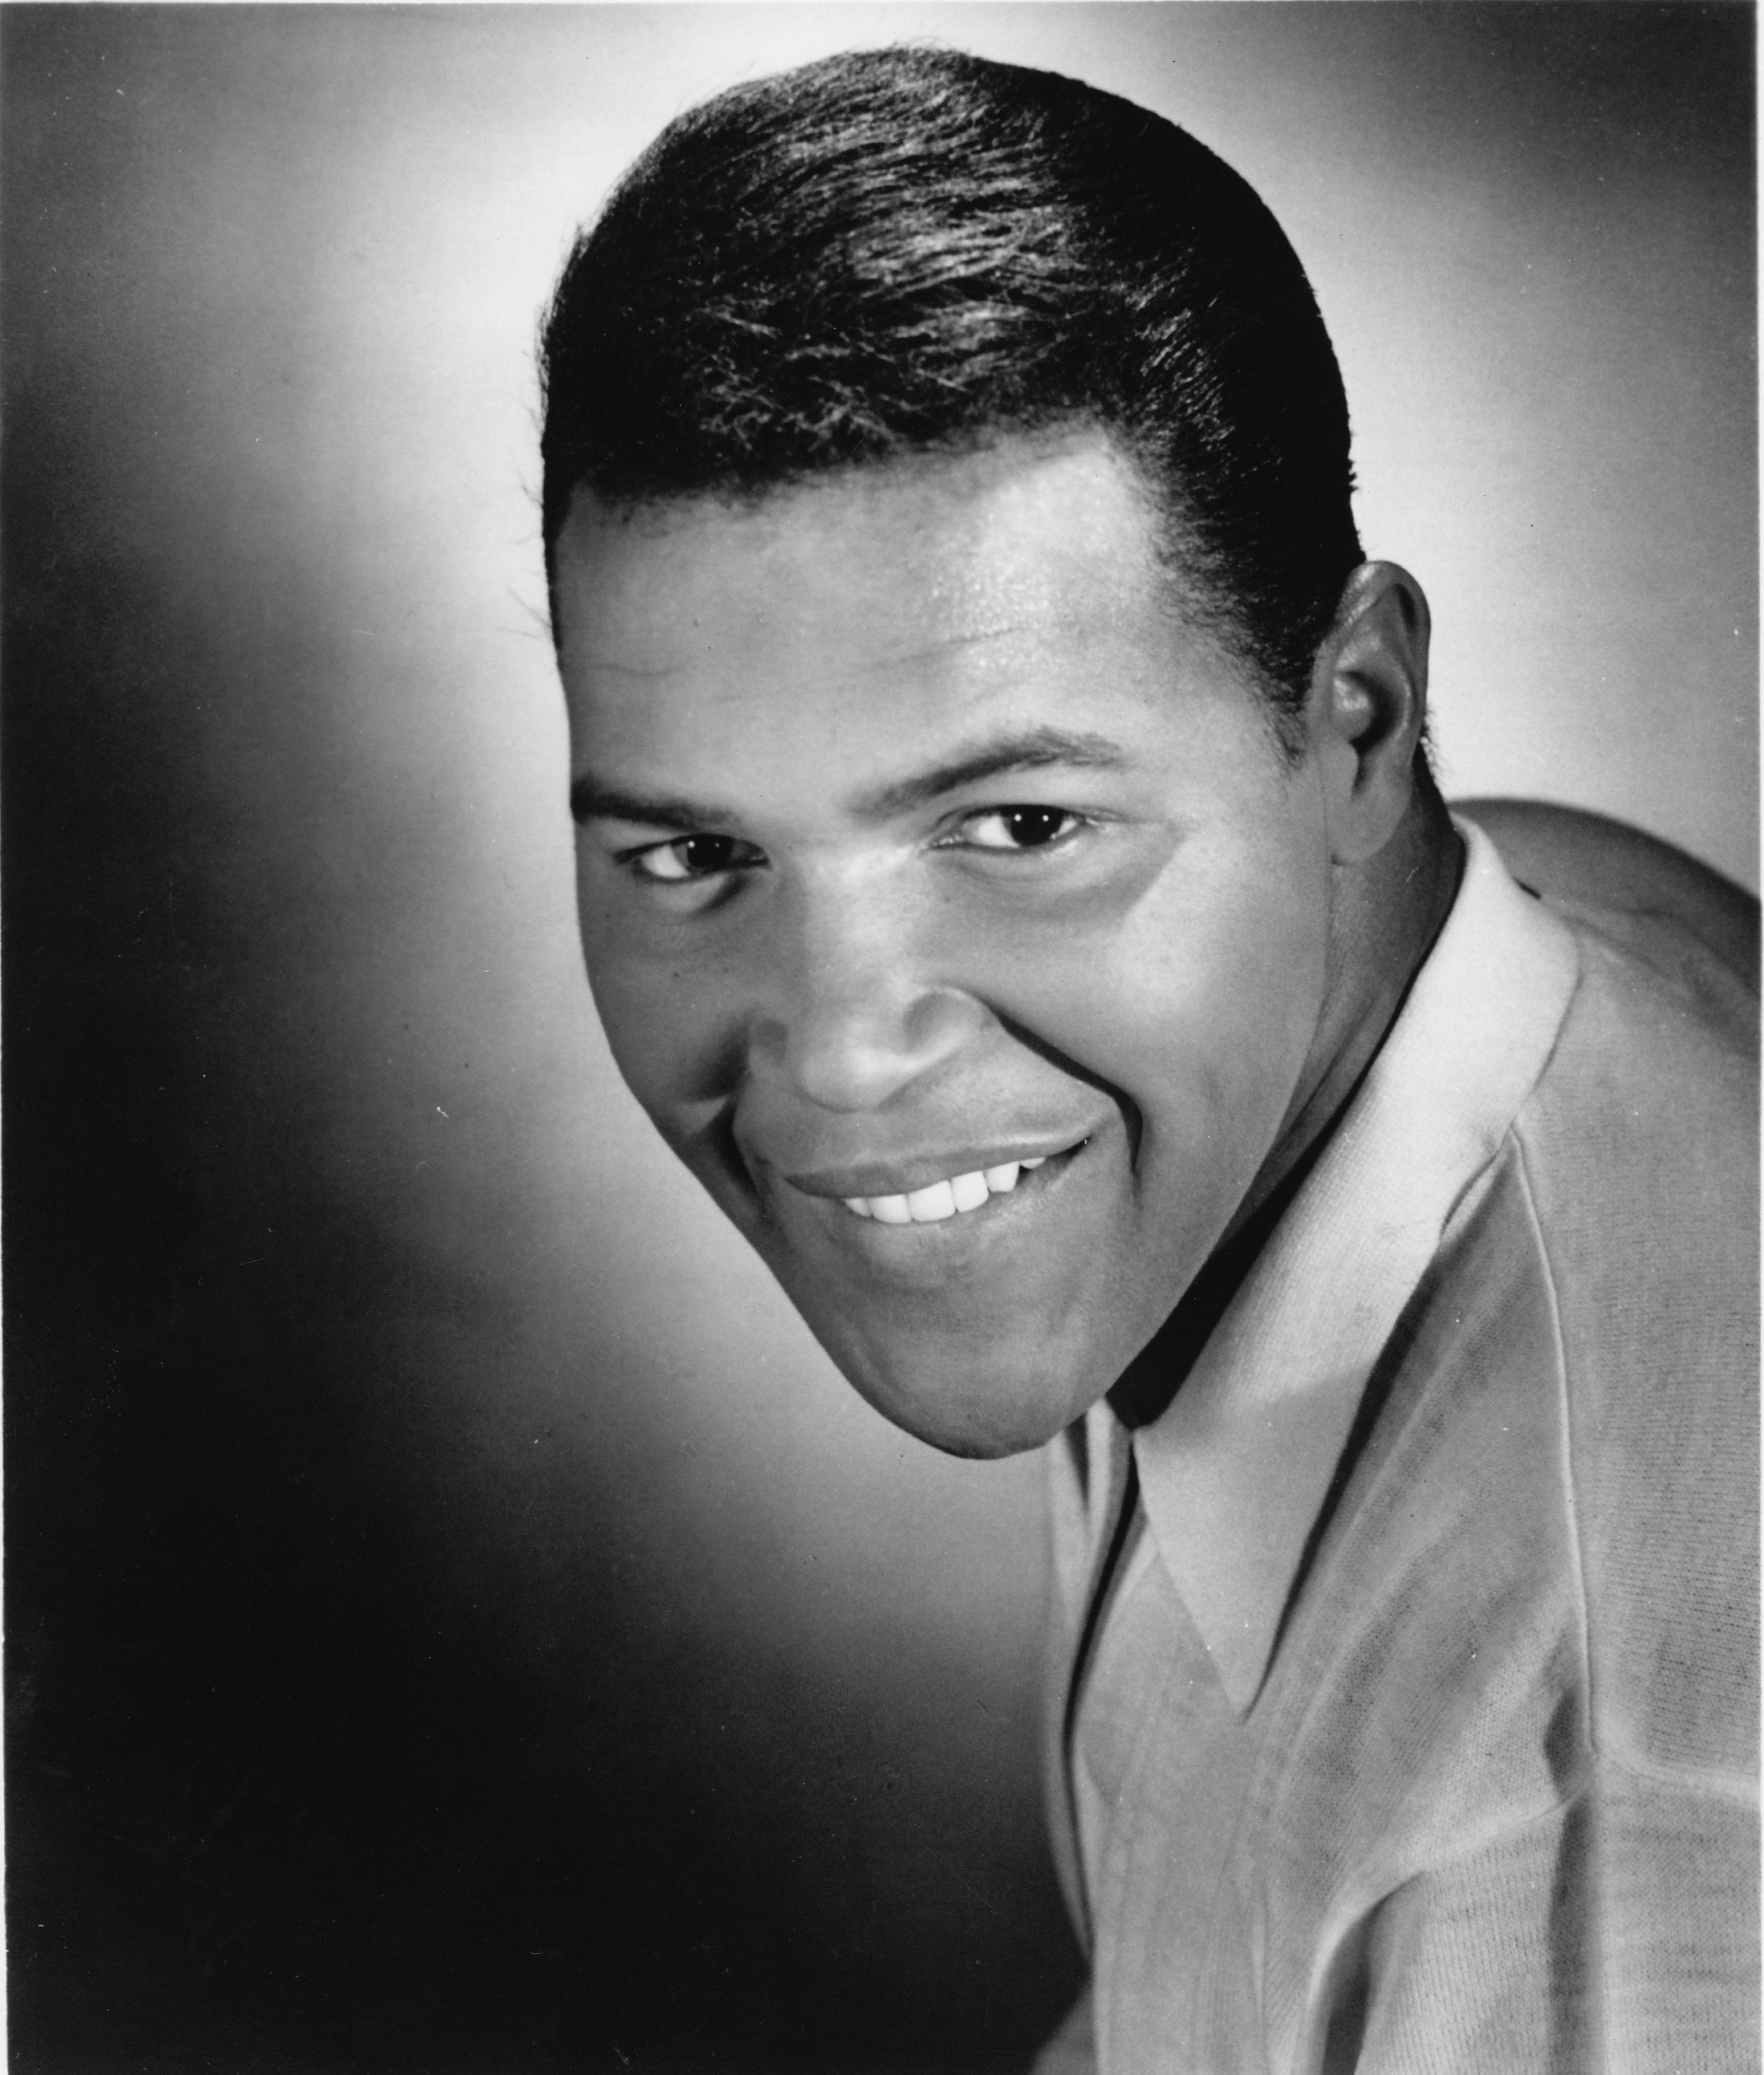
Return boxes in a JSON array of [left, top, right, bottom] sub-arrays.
[[6, 6, 1757, 2071]]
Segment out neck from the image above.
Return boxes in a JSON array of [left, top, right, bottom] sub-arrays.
[[1233, 780, 1464, 1244]]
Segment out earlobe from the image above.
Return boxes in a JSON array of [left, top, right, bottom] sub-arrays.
[[1312, 562, 1432, 867]]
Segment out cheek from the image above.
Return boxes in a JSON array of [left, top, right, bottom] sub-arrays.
[[970, 829, 1331, 1212], [1004, 834, 1327, 1067], [1152, 917, 1328, 1185], [1156, 858, 1329, 1079], [587, 961, 742, 1136], [575, 883, 746, 1133]]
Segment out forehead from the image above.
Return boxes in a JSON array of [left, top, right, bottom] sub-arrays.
[[557, 432, 1163, 664], [549, 432, 1257, 796]]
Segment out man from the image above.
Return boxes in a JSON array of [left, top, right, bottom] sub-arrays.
[[539, 47, 1758, 2072]]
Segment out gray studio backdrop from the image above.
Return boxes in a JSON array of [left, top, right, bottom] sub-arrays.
[[6, 6, 1754, 2070]]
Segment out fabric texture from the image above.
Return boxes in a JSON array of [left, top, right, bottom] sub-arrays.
[[1037, 821, 1759, 2074]]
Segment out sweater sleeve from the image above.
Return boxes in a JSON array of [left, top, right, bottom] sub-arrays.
[[1352, 1765, 1758, 2075]]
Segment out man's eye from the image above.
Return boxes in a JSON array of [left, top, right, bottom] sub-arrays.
[[627, 833, 762, 883], [955, 806, 1086, 852]]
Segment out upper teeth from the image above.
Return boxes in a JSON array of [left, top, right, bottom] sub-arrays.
[[843, 1155, 1047, 1224]]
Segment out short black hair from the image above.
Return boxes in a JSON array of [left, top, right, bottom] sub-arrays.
[[540, 47, 1364, 731]]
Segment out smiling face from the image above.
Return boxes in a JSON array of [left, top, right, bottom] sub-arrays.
[[553, 432, 1345, 1457]]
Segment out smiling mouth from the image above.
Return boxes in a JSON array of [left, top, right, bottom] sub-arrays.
[[841, 1143, 1086, 1224]]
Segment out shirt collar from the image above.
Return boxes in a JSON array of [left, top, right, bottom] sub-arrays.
[[1132, 819, 1581, 1715]]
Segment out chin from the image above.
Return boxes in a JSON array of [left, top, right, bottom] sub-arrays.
[[832, 1339, 1108, 1460]]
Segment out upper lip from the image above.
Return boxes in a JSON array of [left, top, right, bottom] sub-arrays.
[[782, 1137, 1091, 1200]]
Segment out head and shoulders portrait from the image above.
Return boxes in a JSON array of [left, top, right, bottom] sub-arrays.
[[6, 9, 1754, 2070]]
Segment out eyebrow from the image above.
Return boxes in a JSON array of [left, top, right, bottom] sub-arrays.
[[569, 778, 735, 830], [569, 726, 1128, 831], [849, 726, 1128, 819]]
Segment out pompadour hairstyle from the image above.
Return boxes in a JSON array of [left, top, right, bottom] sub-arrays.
[[540, 47, 1364, 729]]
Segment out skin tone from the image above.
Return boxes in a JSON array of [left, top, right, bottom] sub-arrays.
[[553, 428, 1461, 1459]]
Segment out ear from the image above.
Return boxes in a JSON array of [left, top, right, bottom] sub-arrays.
[[1306, 562, 1431, 867]]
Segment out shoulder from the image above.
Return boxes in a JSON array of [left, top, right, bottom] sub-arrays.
[[1455, 796, 1755, 1164], [1516, 891, 1756, 1271], [1456, 796, 1758, 995], [1511, 886, 1756, 1374], [1451, 802, 1756, 1476], [1501, 916, 1758, 1787]]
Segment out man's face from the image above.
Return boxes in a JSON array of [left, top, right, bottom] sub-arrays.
[[554, 432, 1338, 1457]]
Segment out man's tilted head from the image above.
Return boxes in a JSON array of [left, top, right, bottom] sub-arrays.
[[543, 49, 1454, 1456]]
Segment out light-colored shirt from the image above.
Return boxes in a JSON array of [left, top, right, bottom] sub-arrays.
[[1037, 822, 1758, 2073]]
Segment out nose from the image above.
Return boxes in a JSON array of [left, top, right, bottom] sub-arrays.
[[747, 880, 982, 1114]]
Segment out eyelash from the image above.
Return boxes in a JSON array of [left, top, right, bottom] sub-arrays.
[[936, 806, 1090, 854], [620, 833, 764, 883], [617, 805, 1093, 887]]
